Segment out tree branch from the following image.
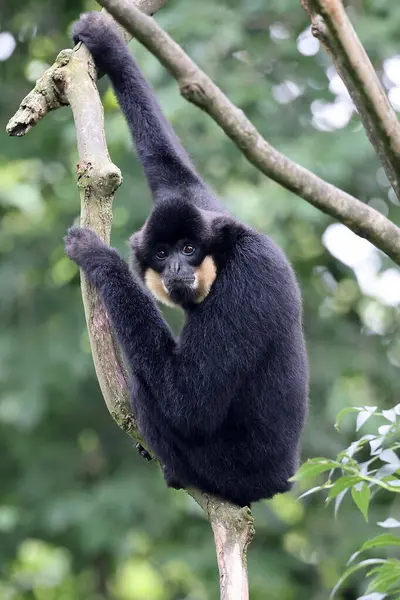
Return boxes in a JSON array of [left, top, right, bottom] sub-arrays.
[[7, 0, 169, 439], [301, 0, 400, 202], [193, 492, 254, 599], [95, 0, 400, 265], [6, 2, 254, 598], [6, 9, 133, 137]]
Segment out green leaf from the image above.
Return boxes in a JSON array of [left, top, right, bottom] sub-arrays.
[[330, 559, 389, 599], [378, 518, 400, 529], [357, 410, 375, 431], [382, 408, 397, 423], [340, 436, 375, 461], [298, 485, 325, 500], [360, 534, 400, 553], [367, 560, 400, 593], [349, 535, 400, 565], [380, 449, 400, 469], [290, 459, 339, 482], [328, 476, 363, 500], [370, 437, 385, 455], [351, 483, 370, 522], [334, 488, 348, 518], [335, 407, 362, 431]]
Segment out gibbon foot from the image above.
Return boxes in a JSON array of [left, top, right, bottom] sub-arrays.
[[162, 465, 183, 490], [135, 443, 152, 461]]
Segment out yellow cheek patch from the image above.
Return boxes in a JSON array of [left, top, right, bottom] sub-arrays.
[[144, 268, 178, 308], [194, 256, 217, 303], [144, 256, 217, 307]]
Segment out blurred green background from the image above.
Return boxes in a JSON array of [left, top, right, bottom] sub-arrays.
[[1, 0, 399, 598]]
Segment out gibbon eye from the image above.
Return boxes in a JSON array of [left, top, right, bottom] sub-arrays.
[[156, 249, 168, 260], [182, 244, 195, 256]]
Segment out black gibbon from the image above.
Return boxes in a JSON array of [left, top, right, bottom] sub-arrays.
[[65, 12, 309, 506]]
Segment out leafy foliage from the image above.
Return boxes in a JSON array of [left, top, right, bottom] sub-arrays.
[[295, 406, 400, 599]]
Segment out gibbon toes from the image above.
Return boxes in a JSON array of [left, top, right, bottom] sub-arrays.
[[162, 465, 183, 491], [135, 443, 152, 461]]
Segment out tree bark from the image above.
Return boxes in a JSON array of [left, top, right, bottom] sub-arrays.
[[301, 0, 400, 202], [6, 2, 254, 599], [194, 493, 255, 599]]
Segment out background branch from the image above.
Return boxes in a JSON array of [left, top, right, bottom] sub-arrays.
[[7, 2, 254, 598], [301, 0, 400, 201], [96, 0, 400, 266]]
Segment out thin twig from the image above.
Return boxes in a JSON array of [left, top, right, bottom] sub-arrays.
[[301, 0, 400, 201], [95, 0, 400, 265]]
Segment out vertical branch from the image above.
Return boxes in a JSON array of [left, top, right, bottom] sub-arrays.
[[301, 0, 400, 200], [192, 492, 254, 600], [6, 4, 255, 598], [61, 47, 134, 428]]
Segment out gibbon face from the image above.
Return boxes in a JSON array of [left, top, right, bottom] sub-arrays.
[[131, 200, 218, 308], [144, 242, 217, 308]]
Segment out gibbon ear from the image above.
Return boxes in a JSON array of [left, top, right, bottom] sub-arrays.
[[129, 231, 143, 253], [210, 214, 241, 247], [128, 231, 146, 277]]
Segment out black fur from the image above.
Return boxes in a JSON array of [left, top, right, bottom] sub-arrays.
[[66, 13, 309, 506]]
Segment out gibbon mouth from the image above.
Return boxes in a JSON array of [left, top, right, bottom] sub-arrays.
[[164, 277, 197, 304], [164, 277, 196, 292]]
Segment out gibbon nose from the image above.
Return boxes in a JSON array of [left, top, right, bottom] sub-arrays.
[[170, 260, 181, 276], [166, 265, 195, 287]]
